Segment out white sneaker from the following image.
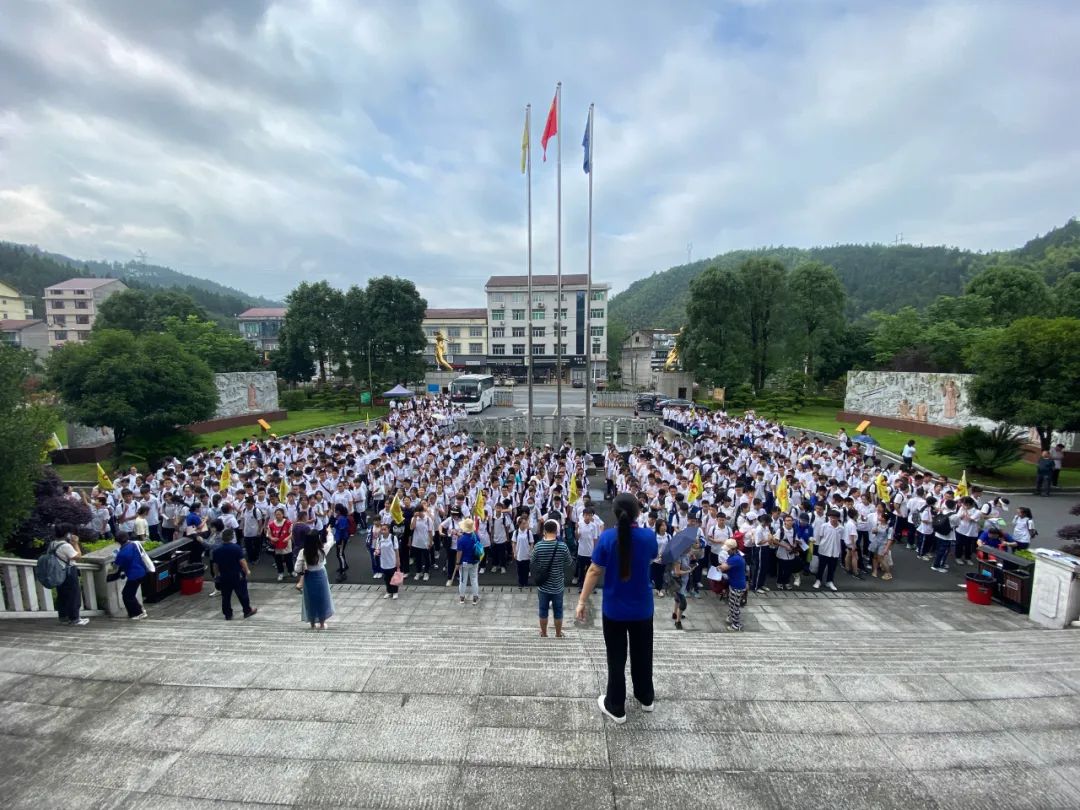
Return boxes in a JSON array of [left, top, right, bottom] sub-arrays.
[[276, 574, 283, 582], [209, 590, 220, 597], [446, 580, 453, 587], [597, 694, 626, 725], [793, 577, 801, 588], [423, 573, 430, 581], [373, 573, 383, 579], [640, 700, 655, 713], [392, 594, 399, 600], [826, 582, 838, 592], [382, 593, 390, 599], [73, 618, 90, 626], [813, 580, 821, 590]]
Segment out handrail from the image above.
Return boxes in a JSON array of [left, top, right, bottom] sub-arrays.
[[0, 555, 106, 619]]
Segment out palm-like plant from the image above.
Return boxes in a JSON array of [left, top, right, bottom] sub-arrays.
[[933, 425, 1025, 474]]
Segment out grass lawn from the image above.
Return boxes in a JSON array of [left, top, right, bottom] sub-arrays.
[[52, 407, 389, 481], [746, 405, 1080, 490]]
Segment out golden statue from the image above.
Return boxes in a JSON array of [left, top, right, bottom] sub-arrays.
[[433, 330, 453, 371], [663, 328, 683, 371]]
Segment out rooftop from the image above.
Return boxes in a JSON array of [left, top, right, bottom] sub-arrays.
[[486, 274, 609, 289], [238, 307, 288, 319], [424, 308, 487, 320], [44, 277, 123, 291], [0, 319, 43, 330]]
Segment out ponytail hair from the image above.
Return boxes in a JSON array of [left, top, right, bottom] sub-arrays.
[[612, 492, 640, 582]]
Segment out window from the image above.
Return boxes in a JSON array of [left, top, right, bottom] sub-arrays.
[[512, 293, 524, 303], [512, 327, 525, 338], [589, 308, 605, 319], [592, 340, 602, 354], [533, 344, 545, 355], [469, 342, 483, 354], [75, 300, 89, 310], [54, 330, 67, 341], [589, 326, 604, 337], [449, 342, 462, 353], [559, 325, 568, 336], [511, 309, 525, 321], [556, 342, 567, 354], [491, 327, 505, 338], [76, 315, 90, 325], [558, 308, 568, 320], [491, 293, 504, 302], [50, 300, 65, 309], [532, 326, 545, 338], [491, 344, 506, 355], [531, 308, 545, 320], [469, 326, 483, 337], [491, 310, 504, 321], [447, 327, 460, 338], [74, 290, 86, 296], [49, 289, 62, 296], [244, 322, 260, 336], [590, 290, 605, 301], [52, 315, 67, 326], [512, 344, 525, 355]]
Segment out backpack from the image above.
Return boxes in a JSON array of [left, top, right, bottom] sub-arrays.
[[473, 537, 485, 562], [932, 512, 952, 537], [36, 541, 71, 588]]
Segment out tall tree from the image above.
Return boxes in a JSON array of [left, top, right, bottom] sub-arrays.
[[0, 346, 55, 549], [868, 307, 926, 365], [341, 285, 369, 386], [1054, 273, 1080, 319], [283, 281, 344, 382], [162, 315, 262, 372], [738, 257, 787, 392], [679, 266, 749, 389], [95, 289, 207, 333], [786, 261, 846, 381], [968, 317, 1080, 450], [47, 330, 217, 454], [965, 265, 1053, 322], [269, 322, 315, 385], [361, 276, 428, 384]]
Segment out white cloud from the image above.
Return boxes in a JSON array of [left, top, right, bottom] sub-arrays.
[[0, 0, 1077, 305]]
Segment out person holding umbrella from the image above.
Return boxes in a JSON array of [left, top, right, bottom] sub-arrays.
[[576, 493, 658, 725]]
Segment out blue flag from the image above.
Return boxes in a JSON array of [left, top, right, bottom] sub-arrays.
[[582, 112, 591, 174]]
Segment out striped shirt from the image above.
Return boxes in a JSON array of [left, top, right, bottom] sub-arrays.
[[530, 539, 572, 595]]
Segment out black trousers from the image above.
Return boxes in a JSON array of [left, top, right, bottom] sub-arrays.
[[219, 577, 253, 619], [516, 559, 530, 587], [602, 615, 655, 717], [410, 546, 430, 573], [817, 554, 839, 585], [56, 570, 82, 623], [121, 576, 144, 617], [243, 535, 261, 563]]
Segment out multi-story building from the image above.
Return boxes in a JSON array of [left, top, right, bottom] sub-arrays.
[[43, 278, 127, 348], [618, 329, 679, 389], [421, 308, 489, 370], [0, 281, 34, 321], [0, 319, 50, 360], [237, 307, 287, 359], [484, 274, 609, 385]]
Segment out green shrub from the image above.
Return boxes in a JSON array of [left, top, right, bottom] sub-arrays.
[[279, 390, 307, 412], [933, 425, 1024, 474]]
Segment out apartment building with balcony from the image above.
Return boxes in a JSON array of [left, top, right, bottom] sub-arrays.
[[43, 278, 128, 348]]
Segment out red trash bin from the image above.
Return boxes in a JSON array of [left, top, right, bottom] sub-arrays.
[[178, 563, 205, 596], [965, 573, 993, 606]]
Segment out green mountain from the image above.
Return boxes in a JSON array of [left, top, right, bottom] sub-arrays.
[[608, 219, 1078, 331], [0, 242, 280, 320]]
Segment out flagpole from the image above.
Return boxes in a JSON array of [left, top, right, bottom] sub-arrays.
[[584, 103, 594, 456], [555, 81, 562, 446], [525, 104, 534, 443]]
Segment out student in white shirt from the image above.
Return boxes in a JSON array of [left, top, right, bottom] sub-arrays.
[[512, 515, 534, 589]]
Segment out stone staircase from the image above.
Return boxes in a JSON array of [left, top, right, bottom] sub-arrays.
[[1, 591, 1080, 809]]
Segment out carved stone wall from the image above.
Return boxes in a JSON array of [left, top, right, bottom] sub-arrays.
[[66, 423, 115, 449], [213, 371, 279, 419]]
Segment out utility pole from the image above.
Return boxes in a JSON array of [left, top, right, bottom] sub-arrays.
[[687, 242, 693, 264]]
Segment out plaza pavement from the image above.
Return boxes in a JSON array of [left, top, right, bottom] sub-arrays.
[[1, 580, 1080, 809]]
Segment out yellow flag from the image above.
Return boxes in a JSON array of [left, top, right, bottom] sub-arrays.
[[688, 470, 703, 503], [389, 493, 404, 524], [521, 111, 529, 174], [875, 473, 889, 503], [219, 462, 231, 493], [474, 490, 486, 519], [569, 475, 580, 504], [955, 470, 969, 498], [96, 463, 114, 492], [382, 421, 390, 436], [279, 477, 289, 499], [776, 477, 789, 513], [257, 418, 272, 431], [45, 432, 62, 452]]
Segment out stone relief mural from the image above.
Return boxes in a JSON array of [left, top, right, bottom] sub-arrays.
[[845, 371, 1076, 450], [213, 371, 280, 418], [66, 423, 115, 448]]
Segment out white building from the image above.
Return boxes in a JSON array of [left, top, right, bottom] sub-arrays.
[[43, 278, 128, 348], [0, 281, 34, 321], [422, 308, 489, 370], [484, 274, 608, 385]]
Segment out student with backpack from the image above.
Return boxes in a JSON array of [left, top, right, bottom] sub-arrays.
[[930, 499, 960, 573], [38, 524, 89, 626]]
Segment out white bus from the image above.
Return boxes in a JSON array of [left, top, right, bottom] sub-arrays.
[[450, 373, 496, 413]]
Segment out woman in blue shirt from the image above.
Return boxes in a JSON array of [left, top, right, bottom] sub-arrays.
[[112, 536, 149, 619], [577, 493, 658, 724], [720, 538, 747, 631]]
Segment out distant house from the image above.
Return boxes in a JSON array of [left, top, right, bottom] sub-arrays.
[[0, 280, 34, 321], [620, 329, 678, 389], [0, 319, 49, 359], [43, 277, 128, 348], [422, 308, 489, 370], [237, 307, 287, 359]]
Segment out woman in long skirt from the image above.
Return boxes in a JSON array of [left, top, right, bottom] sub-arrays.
[[293, 524, 335, 630]]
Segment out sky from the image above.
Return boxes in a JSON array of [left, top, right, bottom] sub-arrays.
[[1, 0, 1078, 306]]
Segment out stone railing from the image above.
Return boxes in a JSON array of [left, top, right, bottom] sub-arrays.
[[0, 556, 106, 619]]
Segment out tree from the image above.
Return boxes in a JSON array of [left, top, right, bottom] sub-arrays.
[[47, 329, 217, 454], [606, 319, 628, 375], [786, 261, 846, 381], [814, 321, 874, 385], [968, 317, 1080, 450], [8, 468, 92, 556], [95, 289, 208, 334], [868, 307, 925, 366], [679, 266, 750, 389], [283, 281, 344, 382], [359, 276, 428, 385], [1054, 273, 1080, 319], [162, 315, 261, 372], [965, 265, 1053, 323], [926, 294, 995, 329], [0, 345, 55, 549], [269, 322, 315, 385], [738, 258, 787, 392]]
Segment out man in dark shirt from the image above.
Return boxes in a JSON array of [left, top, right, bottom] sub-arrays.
[[1035, 451, 1054, 497], [210, 529, 258, 620]]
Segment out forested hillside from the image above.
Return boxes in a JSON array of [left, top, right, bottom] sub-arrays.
[[0, 242, 279, 320], [609, 220, 1078, 331]]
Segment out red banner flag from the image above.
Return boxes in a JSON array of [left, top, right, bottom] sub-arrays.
[[541, 90, 558, 161]]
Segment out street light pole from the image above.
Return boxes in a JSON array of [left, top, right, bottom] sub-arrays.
[[367, 338, 373, 401]]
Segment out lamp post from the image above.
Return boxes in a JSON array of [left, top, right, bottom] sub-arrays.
[[367, 338, 374, 400]]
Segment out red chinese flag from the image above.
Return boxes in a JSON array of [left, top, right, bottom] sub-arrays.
[[540, 91, 558, 161]]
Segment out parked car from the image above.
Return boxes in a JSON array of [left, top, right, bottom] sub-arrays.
[[635, 392, 665, 411], [571, 379, 584, 388], [658, 398, 695, 409]]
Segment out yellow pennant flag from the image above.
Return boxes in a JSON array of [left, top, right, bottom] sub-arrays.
[[955, 470, 969, 498], [382, 421, 391, 436], [96, 463, 114, 492], [521, 109, 530, 174], [219, 462, 231, 493], [688, 469, 703, 503], [279, 477, 290, 499], [389, 492, 404, 524], [257, 418, 272, 431], [875, 473, 889, 503], [776, 476, 789, 513], [569, 474, 580, 504], [474, 490, 486, 519], [45, 432, 62, 452]]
